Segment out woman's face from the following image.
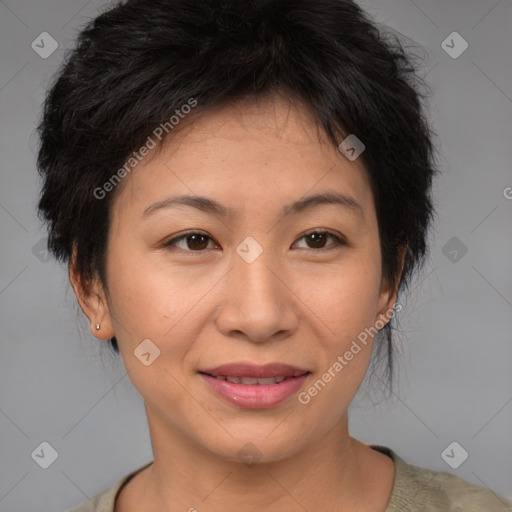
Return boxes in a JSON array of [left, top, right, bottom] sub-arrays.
[[81, 96, 399, 463]]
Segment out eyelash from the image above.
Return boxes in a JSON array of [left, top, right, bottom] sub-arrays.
[[162, 229, 346, 253]]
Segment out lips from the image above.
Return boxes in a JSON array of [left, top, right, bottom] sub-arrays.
[[199, 362, 310, 379], [200, 372, 310, 409], [198, 363, 311, 408]]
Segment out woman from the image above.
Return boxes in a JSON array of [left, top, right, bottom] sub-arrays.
[[36, 0, 511, 510]]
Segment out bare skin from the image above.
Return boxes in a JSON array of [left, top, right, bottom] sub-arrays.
[[71, 93, 404, 512], [115, 435, 395, 512]]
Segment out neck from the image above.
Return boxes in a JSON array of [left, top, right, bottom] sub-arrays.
[[135, 408, 380, 512]]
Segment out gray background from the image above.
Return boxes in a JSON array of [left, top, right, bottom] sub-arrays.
[[0, 0, 511, 510]]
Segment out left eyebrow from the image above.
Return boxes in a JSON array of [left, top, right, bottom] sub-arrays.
[[142, 191, 363, 220]]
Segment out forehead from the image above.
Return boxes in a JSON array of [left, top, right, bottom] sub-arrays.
[[111, 95, 375, 224]]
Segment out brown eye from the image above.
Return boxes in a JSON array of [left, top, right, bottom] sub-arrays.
[[306, 232, 329, 249], [163, 232, 216, 251], [294, 230, 345, 250]]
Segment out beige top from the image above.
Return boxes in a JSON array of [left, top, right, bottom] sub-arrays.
[[69, 445, 512, 511]]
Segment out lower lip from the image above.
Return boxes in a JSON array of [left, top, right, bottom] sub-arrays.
[[199, 373, 310, 409]]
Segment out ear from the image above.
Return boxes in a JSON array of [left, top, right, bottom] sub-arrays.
[[375, 244, 407, 327], [68, 248, 115, 340]]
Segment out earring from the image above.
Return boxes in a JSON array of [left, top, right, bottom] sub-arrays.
[[95, 323, 100, 330]]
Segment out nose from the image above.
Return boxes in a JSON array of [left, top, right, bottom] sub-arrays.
[[214, 244, 299, 343]]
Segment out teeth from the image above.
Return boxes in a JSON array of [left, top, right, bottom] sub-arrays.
[[258, 377, 282, 385], [237, 376, 257, 384], [213, 375, 288, 385]]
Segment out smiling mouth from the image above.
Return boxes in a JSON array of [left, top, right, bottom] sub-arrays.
[[199, 373, 310, 385], [198, 369, 311, 409]]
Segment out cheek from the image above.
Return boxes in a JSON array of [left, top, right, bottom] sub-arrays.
[[299, 259, 382, 338], [104, 250, 186, 335], [104, 249, 223, 379], [297, 272, 379, 419], [296, 259, 382, 405]]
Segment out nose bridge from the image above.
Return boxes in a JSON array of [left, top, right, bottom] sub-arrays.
[[216, 236, 296, 341], [232, 238, 285, 310]]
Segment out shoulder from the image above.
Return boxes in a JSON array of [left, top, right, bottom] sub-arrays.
[[370, 445, 512, 512], [67, 461, 153, 512]]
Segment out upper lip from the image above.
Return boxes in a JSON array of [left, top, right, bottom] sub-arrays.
[[199, 363, 310, 378]]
